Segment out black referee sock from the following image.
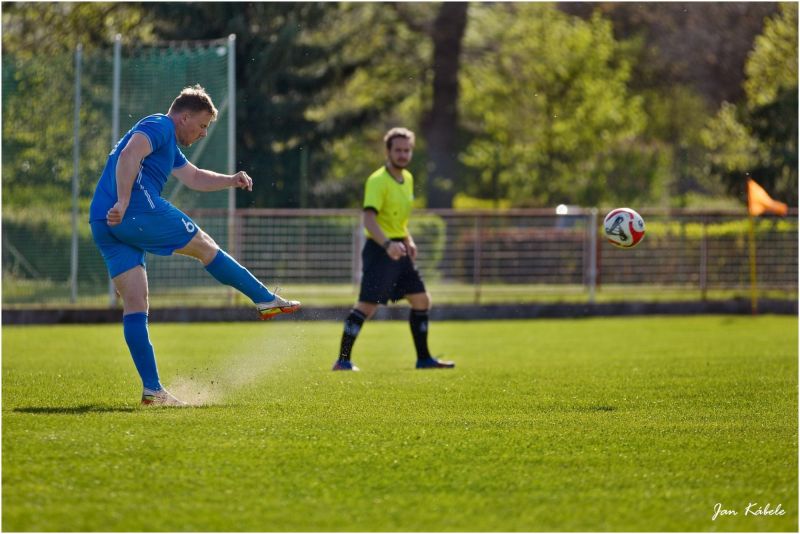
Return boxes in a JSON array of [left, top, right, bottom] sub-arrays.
[[338, 309, 367, 361], [409, 309, 431, 359]]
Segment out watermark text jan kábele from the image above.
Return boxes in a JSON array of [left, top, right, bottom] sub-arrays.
[[712, 502, 786, 521]]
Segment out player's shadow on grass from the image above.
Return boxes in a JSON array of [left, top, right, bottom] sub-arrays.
[[13, 405, 138, 414], [13, 404, 220, 414]]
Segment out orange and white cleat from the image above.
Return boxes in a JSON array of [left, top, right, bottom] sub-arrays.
[[256, 293, 301, 320], [141, 388, 187, 407]]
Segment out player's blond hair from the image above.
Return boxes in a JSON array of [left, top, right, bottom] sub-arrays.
[[384, 127, 415, 149], [169, 84, 218, 120]]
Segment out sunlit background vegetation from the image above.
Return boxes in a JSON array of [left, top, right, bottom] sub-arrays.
[[2, 2, 796, 211]]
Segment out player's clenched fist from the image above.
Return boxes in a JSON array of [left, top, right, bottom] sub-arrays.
[[107, 202, 127, 226], [233, 171, 253, 191]]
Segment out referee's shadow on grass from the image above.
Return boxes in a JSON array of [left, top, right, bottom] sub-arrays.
[[13, 405, 137, 414]]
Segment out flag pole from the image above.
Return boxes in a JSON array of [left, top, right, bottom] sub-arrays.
[[748, 214, 758, 315], [744, 176, 788, 315]]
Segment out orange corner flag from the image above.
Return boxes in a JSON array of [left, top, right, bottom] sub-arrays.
[[747, 178, 788, 216]]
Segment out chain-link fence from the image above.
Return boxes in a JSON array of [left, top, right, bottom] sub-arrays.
[[3, 207, 796, 307]]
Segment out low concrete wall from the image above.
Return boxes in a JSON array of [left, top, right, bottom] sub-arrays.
[[2, 299, 796, 325]]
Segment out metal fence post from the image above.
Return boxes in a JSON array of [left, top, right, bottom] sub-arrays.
[[353, 214, 363, 289], [108, 34, 122, 307], [70, 44, 82, 303], [473, 214, 482, 304], [700, 214, 708, 300], [227, 34, 237, 305], [587, 208, 598, 303]]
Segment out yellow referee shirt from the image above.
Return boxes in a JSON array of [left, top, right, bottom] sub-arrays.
[[363, 166, 414, 240]]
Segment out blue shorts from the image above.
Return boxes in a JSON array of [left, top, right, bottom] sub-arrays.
[[90, 202, 199, 278]]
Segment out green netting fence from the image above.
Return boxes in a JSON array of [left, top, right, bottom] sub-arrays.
[[3, 37, 234, 304]]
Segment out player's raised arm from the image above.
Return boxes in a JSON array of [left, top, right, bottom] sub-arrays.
[[108, 132, 151, 226], [172, 162, 253, 192]]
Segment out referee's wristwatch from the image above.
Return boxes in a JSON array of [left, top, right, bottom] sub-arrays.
[[382, 239, 392, 250]]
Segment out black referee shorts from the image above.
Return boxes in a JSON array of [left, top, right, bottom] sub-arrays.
[[358, 238, 427, 304]]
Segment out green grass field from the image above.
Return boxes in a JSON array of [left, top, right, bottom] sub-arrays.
[[2, 316, 797, 531]]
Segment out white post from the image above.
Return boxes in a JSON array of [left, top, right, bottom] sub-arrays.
[[588, 208, 598, 304], [700, 214, 708, 301], [227, 34, 237, 226], [112, 35, 121, 148], [70, 44, 83, 303], [226, 34, 237, 304], [353, 215, 364, 289], [473, 215, 482, 304], [227, 35, 237, 176], [108, 34, 122, 306]]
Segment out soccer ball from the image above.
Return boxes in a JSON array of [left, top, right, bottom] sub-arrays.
[[603, 208, 645, 248]]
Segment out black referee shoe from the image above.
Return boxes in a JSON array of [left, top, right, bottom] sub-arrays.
[[332, 359, 360, 371], [415, 356, 455, 369]]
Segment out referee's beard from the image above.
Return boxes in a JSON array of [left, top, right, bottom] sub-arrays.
[[387, 157, 409, 170]]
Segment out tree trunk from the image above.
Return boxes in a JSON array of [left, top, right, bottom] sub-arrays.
[[422, 2, 468, 208]]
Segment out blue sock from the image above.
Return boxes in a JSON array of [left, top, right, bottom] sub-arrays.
[[205, 249, 274, 303], [122, 312, 161, 391]]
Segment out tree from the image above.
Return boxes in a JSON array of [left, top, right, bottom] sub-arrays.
[[702, 3, 797, 204], [338, 2, 468, 208], [1, 2, 153, 57], [744, 2, 798, 107], [301, 2, 471, 209], [2, 3, 153, 208], [419, 3, 468, 208], [559, 2, 779, 106], [304, 3, 432, 208], [148, 2, 394, 208], [559, 2, 784, 207], [459, 4, 658, 207]]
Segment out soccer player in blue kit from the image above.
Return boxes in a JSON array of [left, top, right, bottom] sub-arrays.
[[90, 85, 300, 406]]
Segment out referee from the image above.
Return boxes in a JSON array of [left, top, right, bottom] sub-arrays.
[[332, 127, 455, 371]]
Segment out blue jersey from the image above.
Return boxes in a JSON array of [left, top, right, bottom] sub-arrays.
[[89, 114, 189, 222]]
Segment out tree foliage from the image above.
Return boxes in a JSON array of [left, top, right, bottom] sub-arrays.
[[418, 2, 469, 208], [146, 2, 388, 208], [559, 1, 784, 208], [702, 3, 798, 204], [560, 2, 779, 106], [744, 3, 798, 108], [310, 2, 470, 209], [303, 3, 432, 208], [2, 3, 156, 207], [2, 2, 154, 56], [459, 4, 660, 207], [1, 2, 794, 212]]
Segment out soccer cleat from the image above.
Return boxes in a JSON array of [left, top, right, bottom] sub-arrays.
[[256, 292, 301, 320], [332, 360, 360, 371], [415, 356, 455, 369], [141, 388, 188, 407]]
